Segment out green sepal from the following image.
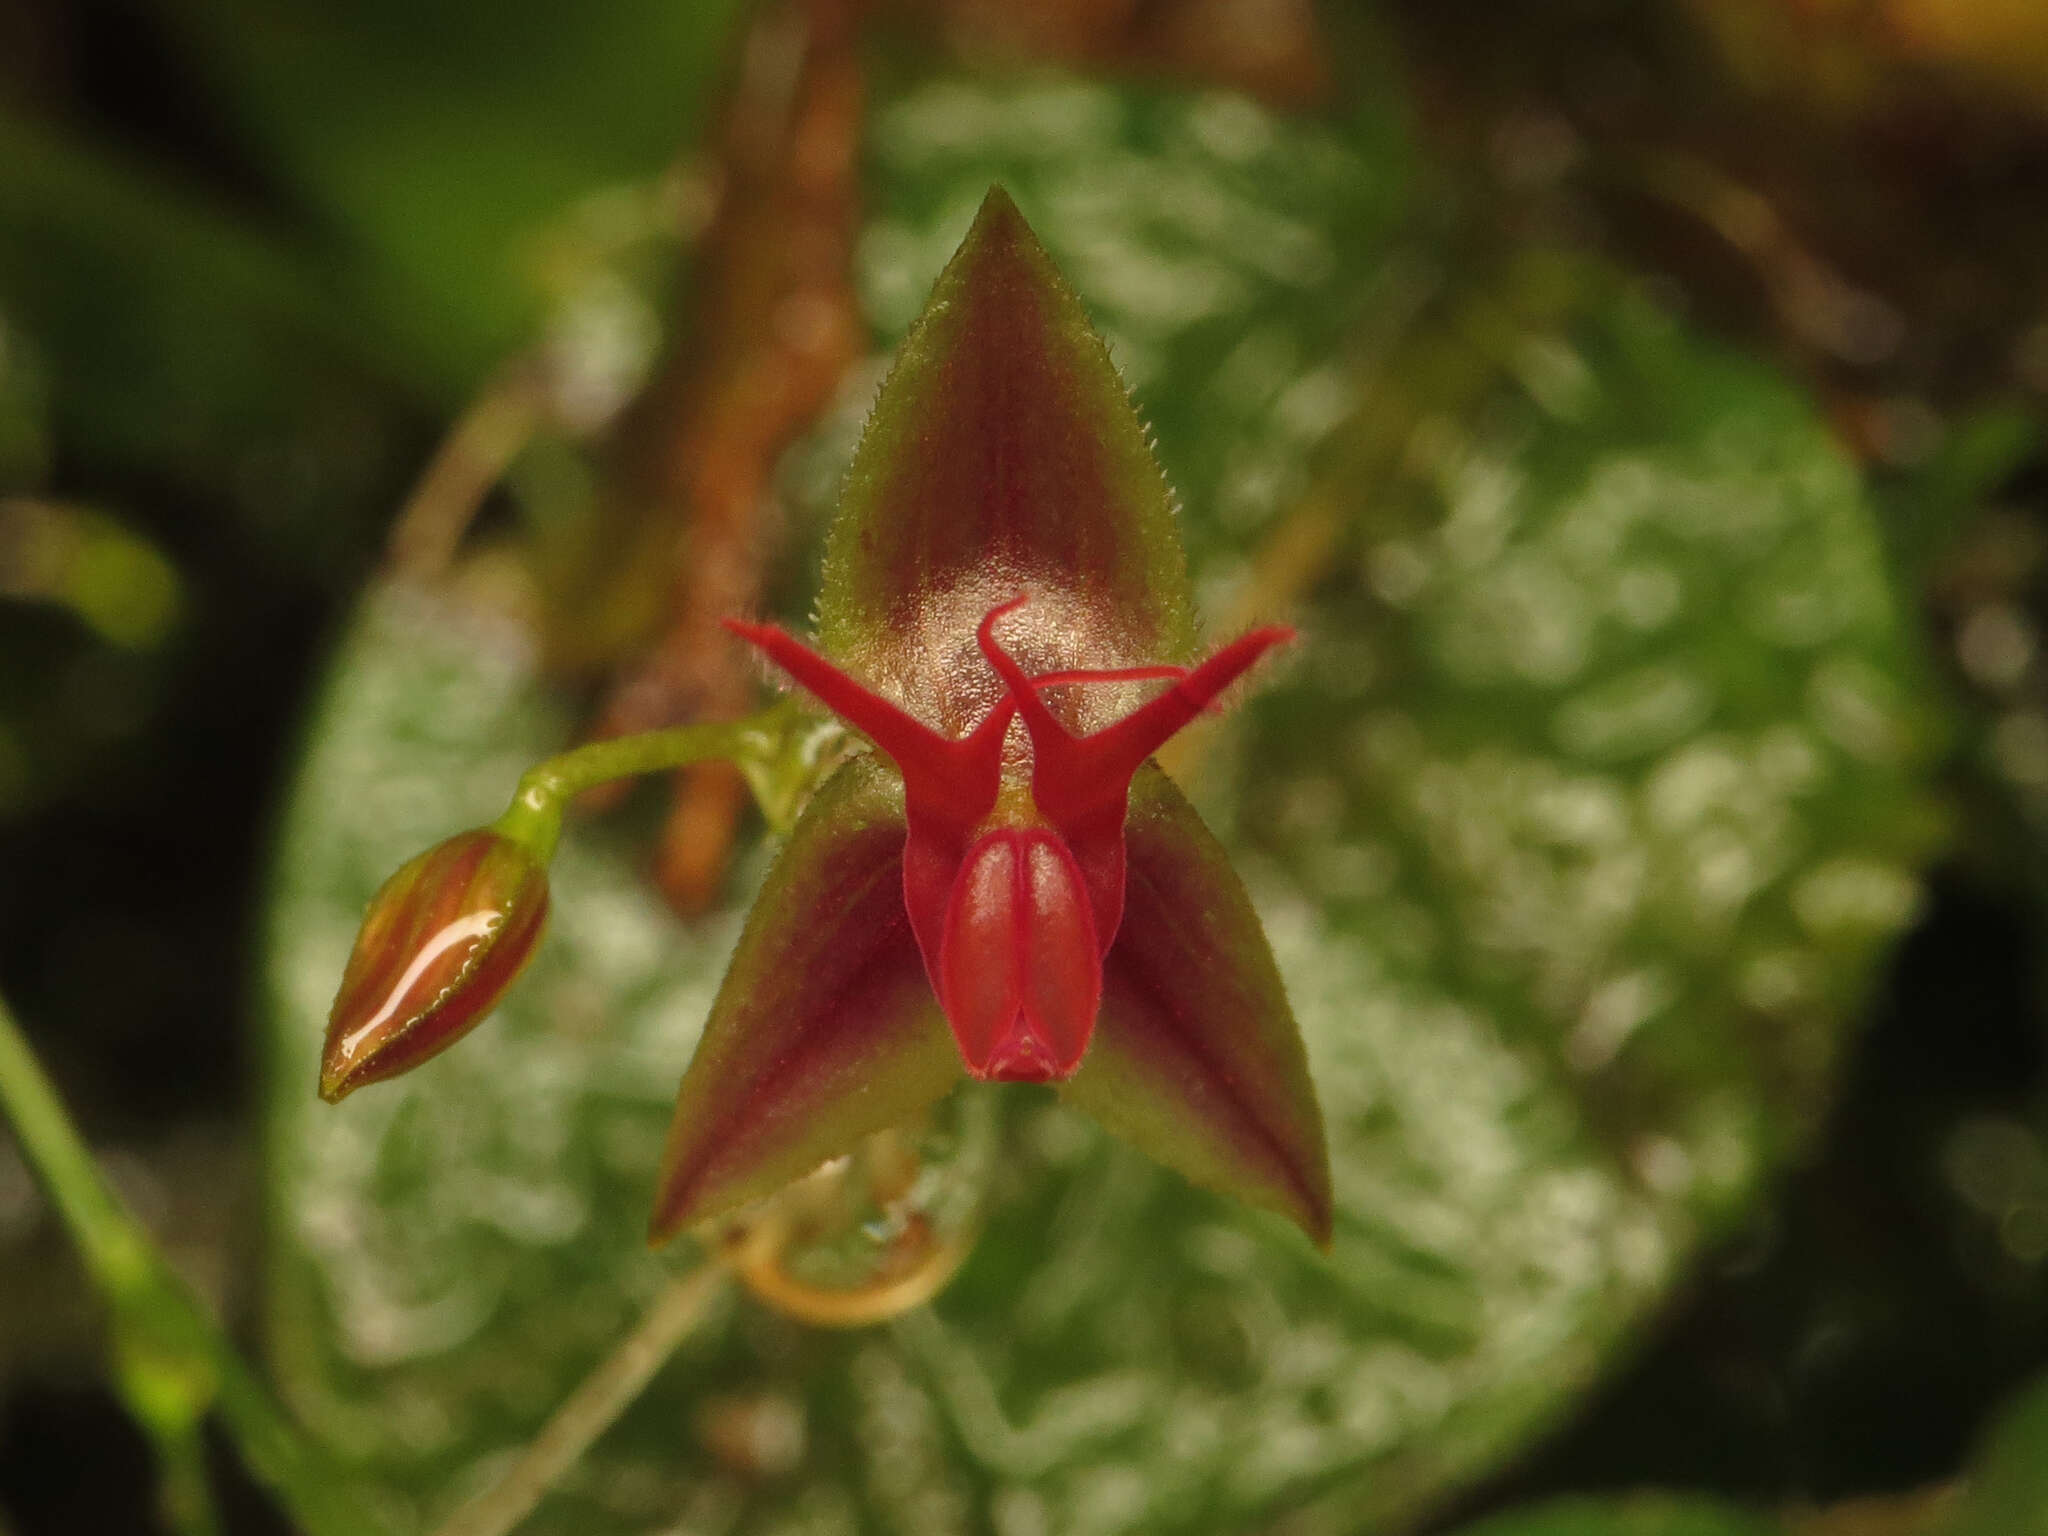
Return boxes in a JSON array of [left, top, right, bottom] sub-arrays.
[[648, 755, 961, 1241], [1061, 765, 1332, 1246]]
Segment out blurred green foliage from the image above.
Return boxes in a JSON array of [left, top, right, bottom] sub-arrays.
[[155, 0, 747, 392], [1938, 1371, 2048, 1535], [1450, 1497, 1781, 1536]]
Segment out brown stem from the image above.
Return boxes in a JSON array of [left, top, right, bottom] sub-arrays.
[[385, 365, 544, 582], [570, 0, 870, 913]]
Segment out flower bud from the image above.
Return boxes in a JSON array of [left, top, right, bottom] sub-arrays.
[[319, 829, 549, 1102]]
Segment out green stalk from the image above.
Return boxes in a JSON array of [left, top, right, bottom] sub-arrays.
[[429, 1260, 729, 1536], [0, 991, 388, 1536], [491, 699, 838, 861]]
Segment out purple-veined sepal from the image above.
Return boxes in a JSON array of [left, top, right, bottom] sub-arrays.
[[1059, 765, 1332, 1246], [814, 186, 1197, 738], [648, 754, 959, 1240]]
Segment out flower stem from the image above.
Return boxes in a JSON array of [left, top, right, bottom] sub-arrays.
[[491, 699, 838, 862], [0, 990, 388, 1536], [430, 1259, 730, 1536]]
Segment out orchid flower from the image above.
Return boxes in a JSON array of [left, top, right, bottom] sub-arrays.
[[649, 190, 1329, 1245], [322, 188, 1330, 1252]]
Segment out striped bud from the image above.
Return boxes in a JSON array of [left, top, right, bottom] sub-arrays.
[[319, 829, 549, 1101]]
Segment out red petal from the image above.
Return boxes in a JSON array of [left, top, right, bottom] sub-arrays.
[[815, 187, 1197, 737], [648, 756, 960, 1241], [724, 615, 1010, 1004], [722, 617, 1010, 840], [1059, 765, 1332, 1246], [936, 828, 1100, 1081], [974, 598, 1294, 951], [981, 600, 1295, 831]]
